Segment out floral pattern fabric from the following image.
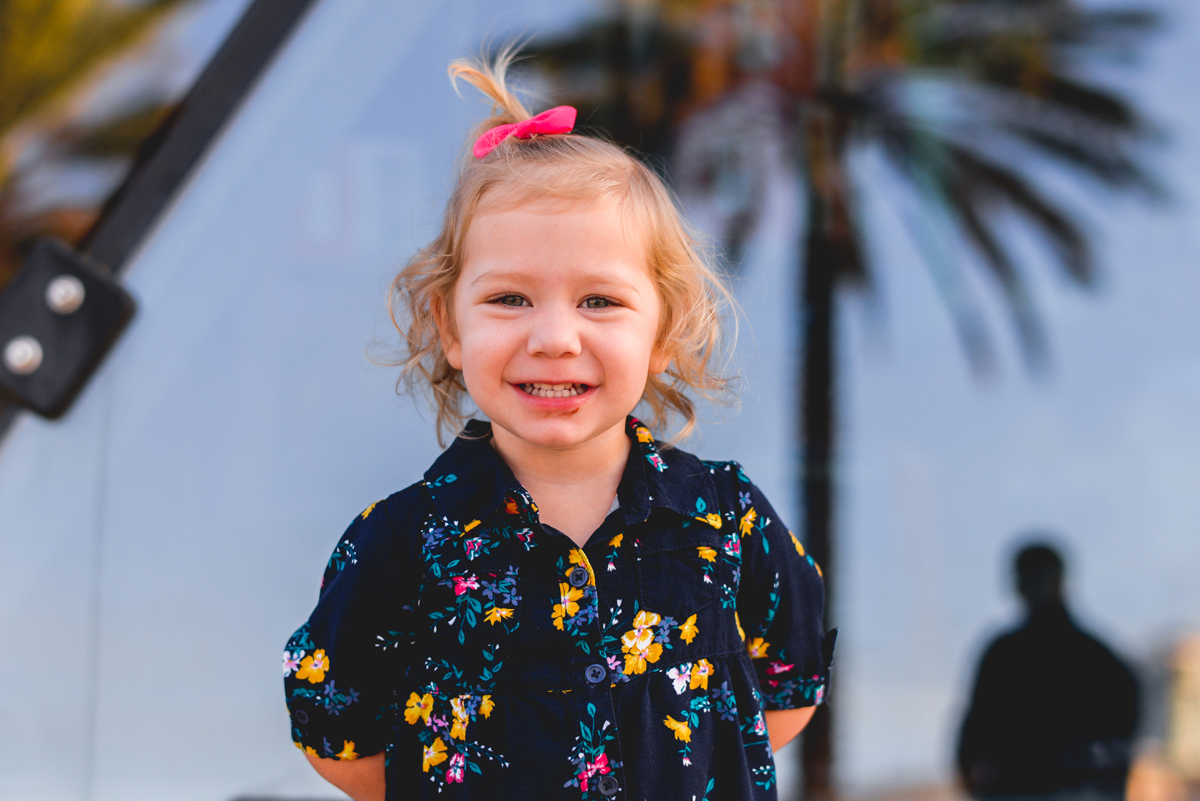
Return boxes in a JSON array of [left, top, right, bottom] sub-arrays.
[[283, 417, 832, 800]]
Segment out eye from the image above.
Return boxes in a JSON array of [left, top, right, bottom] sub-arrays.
[[582, 296, 615, 309], [491, 294, 529, 307]]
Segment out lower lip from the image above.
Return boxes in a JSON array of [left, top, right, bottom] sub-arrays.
[[511, 383, 595, 411]]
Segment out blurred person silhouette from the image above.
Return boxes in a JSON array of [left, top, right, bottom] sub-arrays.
[[958, 541, 1140, 800]]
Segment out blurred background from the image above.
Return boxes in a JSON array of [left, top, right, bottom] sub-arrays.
[[0, 0, 1198, 800]]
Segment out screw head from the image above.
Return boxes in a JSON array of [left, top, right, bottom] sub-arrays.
[[46, 274, 86, 314], [4, 336, 44, 375]]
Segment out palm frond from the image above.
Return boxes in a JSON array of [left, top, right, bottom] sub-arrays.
[[0, 0, 186, 140], [944, 140, 1092, 285], [998, 122, 1163, 197]]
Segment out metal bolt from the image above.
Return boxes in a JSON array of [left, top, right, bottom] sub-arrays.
[[46, 274, 85, 314], [4, 336, 43, 375]]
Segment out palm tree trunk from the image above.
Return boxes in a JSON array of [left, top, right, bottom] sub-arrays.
[[798, 176, 838, 801]]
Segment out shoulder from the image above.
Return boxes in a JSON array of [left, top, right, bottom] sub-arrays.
[[329, 481, 434, 575], [664, 448, 756, 504]]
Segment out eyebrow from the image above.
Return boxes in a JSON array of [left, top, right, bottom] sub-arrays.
[[470, 270, 644, 296]]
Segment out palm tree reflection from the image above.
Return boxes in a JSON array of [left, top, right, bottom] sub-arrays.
[[527, 1, 1158, 797]]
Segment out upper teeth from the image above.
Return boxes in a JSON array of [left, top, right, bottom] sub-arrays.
[[524, 383, 585, 398]]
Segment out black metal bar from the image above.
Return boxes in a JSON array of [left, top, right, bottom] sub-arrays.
[[81, 0, 318, 271]]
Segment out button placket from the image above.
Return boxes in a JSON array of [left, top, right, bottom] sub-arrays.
[[568, 565, 590, 587], [597, 774, 620, 797], [584, 663, 607, 685]]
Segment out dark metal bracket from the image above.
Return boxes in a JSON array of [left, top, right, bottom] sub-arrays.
[[0, 240, 135, 418]]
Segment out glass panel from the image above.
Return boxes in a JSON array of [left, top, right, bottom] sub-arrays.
[[1, 0, 1197, 799], [0, 0, 254, 291]]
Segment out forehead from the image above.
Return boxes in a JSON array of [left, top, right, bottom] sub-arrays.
[[460, 196, 652, 284]]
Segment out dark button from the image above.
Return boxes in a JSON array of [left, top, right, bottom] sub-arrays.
[[597, 774, 619, 797], [568, 566, 590, 587], [585, 663, 607, 684], [294, 709, 309, 724]]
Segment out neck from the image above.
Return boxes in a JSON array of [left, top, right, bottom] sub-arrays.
[[490, 422, 631, 547], [490, 421, 630, 489]]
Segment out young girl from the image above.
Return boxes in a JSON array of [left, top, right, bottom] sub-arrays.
[[283, 51, 832, 801]]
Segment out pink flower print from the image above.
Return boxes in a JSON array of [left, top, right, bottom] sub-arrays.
[[766, 661, 794, 676], [753, 713, 767, 735], [816, 685, 826, 705], [723, 533, 740, 557], [464, 538, 483, 560], [446, 753, 465, 783], [606, 654, 622, 672], [579, 752, 611, 790], [452, 575, 479, 596], [683, 757, 692, 767], [647, 454, 666, 472], [282, 650, 302, 676]]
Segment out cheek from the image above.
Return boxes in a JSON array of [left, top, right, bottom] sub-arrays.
[[456, 325, 512, 379]]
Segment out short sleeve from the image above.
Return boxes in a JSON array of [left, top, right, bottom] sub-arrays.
[[282, 493, 421, 760], [731, 466, 832, 710]]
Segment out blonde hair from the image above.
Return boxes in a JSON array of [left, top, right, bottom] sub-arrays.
[[391, 47, 735, 444]]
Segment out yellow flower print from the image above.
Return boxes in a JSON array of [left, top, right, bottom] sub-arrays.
[[734, 611, 747, 642], [664, 715, 692, 743], [422, 737, 448, 772], [303, 745, 317, 756], [696, 513, 722, 530], [484, 606, 514, 625], [361, 502, 377, 519], [678, 614, 698, 644], [621, 610, 664, 674], [747, 637, 770, 659], [739, 508, 758, 536], [336, 740, 359, 760], [813, 559, 823, 578], [480, 695, 494, 718], [790, 531, 805, 557], [567, 549, 596, 586], [404, 692, 433, 725], [450, 696, 470, 740], [552, 583, 585, 630], [697, 546, 717, 562], [609, 533, 623, 547], [690, 658, 714, 690], [635, 425, 655, 444], [462, 519, 481, 534], [294, 649, 329, 684]]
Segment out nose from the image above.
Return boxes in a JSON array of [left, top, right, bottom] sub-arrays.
[[527, 304, 582, 358]]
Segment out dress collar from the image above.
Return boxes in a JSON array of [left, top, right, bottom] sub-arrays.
[[422, 416, 719, 530]]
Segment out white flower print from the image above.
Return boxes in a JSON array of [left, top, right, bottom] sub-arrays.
[[667, 663, 694, 695]]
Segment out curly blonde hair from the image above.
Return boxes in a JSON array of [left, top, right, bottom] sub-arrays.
[[391, 47, 735, 444]]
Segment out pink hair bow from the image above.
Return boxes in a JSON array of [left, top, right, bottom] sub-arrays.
[[473, 106, 577, 158]]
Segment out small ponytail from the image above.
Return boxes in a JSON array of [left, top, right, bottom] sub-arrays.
[[448, 45, 531, 129]]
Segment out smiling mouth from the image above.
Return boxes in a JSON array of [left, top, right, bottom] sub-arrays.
[[520, 383, 589, 398]]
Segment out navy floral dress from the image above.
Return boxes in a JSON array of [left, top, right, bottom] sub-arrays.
[[283, 417, 833, 800]]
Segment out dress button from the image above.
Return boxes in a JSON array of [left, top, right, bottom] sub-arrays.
[[568, 566, 590, 587], [294, 709, 309, 724], [585, 663, 607, 684], [598, 774, 619, 797]]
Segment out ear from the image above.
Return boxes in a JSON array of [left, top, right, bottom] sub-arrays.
[[649, 342, 672, 375], [432, 295, 462, 370]]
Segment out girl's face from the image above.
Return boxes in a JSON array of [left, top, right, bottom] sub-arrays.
[[442, 197, 669, 458]]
